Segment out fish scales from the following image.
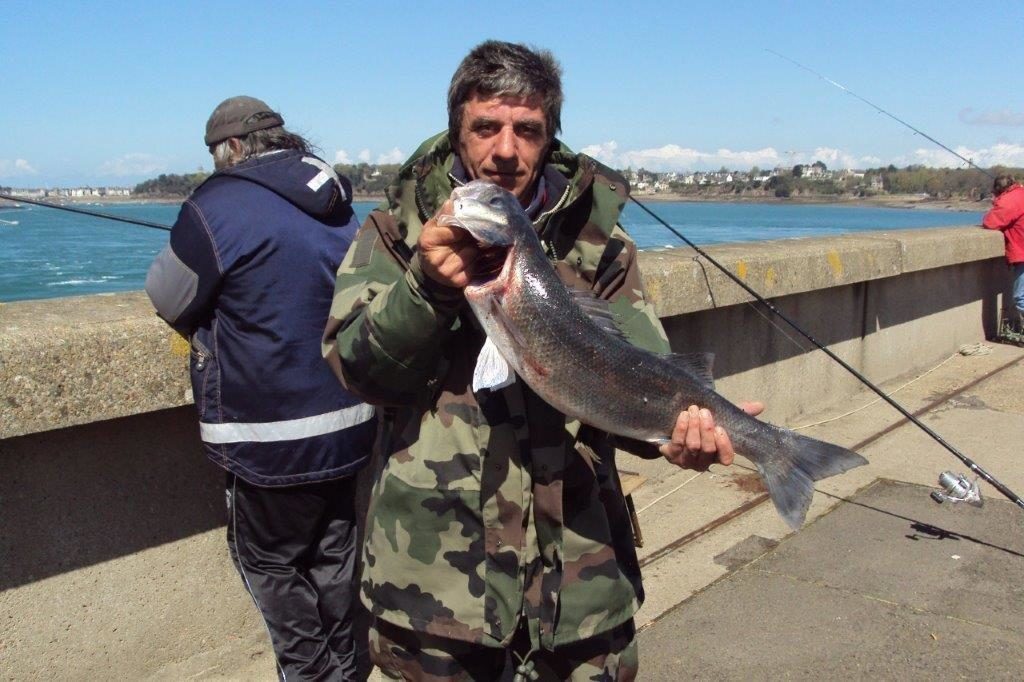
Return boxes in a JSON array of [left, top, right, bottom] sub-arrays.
[[496, 238, 718, 440]]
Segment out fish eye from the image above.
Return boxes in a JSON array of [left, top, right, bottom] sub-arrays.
[[488, 195, 504, 207]]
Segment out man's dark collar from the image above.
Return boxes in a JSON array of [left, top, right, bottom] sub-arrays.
[[450, 156, 569, 220]]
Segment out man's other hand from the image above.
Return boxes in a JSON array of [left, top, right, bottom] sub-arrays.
[[660, 402, 765, 470]]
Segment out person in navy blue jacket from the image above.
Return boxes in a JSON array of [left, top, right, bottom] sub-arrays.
[[146, 96, 376, 681]]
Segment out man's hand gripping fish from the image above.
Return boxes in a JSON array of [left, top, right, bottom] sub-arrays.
[[440, 180, 868, 529]]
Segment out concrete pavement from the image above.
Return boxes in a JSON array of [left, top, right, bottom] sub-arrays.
[[631, 340, 1024, 679], [637, 480, 1024, 679]]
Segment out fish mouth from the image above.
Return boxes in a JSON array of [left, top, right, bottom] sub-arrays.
[[473, 245, 507, 283], [467, 244, 513, 293]]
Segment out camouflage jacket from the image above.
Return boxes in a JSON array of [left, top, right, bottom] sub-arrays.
[[323, 132, 670, 650]]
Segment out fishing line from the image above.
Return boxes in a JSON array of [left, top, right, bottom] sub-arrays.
[[764, 49, 995, 180], [791, 349, 964, 431], [0, 192, 173, 231], [630, 194, 1024, 511]]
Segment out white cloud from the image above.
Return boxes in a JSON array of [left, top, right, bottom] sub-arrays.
[[335, 147, 403, 165], [0, 158, 39, 178], [808, 147, 879, 171], [579, 141, 619, 165], [97, 153, 166, 177], [376, 147, 405, 164], [959, 108, 1024, 127], [898, 143, 1024, 169], [580, 141, 899, 172], [580, 140, 781, 171]]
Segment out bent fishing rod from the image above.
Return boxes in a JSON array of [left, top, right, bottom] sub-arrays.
[[765, 48, 995, 181], [0, 192, 172, 231], [629, 195, 1024, 511]]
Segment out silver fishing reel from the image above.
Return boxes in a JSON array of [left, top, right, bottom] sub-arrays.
[[929, 471, 983, 506]]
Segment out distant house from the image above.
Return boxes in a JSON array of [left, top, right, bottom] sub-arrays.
[[8, 188, 46, 198]]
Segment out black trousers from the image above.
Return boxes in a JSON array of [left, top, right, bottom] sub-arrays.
[[226, 472, 363, 681]]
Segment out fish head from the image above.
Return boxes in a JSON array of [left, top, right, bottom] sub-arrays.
[[439, 180, 526, 248], [439, 180, 531, 291]]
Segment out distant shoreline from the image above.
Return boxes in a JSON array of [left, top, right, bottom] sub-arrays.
[[632, 192, 987, 213], [5, 192, 986, 214]]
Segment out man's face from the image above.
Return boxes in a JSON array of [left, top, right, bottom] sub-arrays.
[[456, 93, 550, 205]]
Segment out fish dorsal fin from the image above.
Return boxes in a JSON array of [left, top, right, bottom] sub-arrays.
[[571, 289, 629, 341], [473, 336, 516, 392], [663, 352, 716, 389]]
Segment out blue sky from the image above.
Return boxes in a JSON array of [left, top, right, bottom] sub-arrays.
[[2, 1, 1022, 187]]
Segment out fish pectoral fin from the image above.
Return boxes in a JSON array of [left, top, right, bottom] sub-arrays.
[[472, 336, 516, 392], [662, 352, 716, 389], [571, 289, 629, 341]]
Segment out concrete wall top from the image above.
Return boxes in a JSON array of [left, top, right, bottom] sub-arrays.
[[642, 225, 1000, 317], [1, 292, 191, 440], [0, 226, 1002, 440]]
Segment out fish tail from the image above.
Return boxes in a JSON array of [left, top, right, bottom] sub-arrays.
[[736, 425, 868, 530]]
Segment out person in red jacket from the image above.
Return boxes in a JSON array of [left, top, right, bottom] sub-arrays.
[[982, 174, 1024, 332]]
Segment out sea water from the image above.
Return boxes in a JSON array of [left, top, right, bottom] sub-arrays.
[[0, 200, 982, 303]]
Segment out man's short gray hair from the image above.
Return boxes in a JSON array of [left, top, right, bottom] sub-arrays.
[[211, 126, 314, 170], [447, 40, 563, 147]]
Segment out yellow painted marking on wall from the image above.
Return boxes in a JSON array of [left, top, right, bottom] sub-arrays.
[[736, 260, 748, 280], [170, 333, 191, 357], [646, 280, 662, 302], [827, 250, 844, 278], [764, 266, 777, 288]]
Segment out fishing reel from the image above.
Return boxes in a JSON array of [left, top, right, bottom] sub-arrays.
[[929, 471, 983, 507]]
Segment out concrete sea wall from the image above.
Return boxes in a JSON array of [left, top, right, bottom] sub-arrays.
[[0, 226, 1007, 678]]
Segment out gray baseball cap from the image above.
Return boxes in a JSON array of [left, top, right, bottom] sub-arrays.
[[204, 96, 284, 146]]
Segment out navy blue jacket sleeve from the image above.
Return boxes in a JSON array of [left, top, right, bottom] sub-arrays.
[[145, 199, 223, 335]]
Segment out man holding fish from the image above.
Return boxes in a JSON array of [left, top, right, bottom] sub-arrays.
[[324, 40, 773, 680]]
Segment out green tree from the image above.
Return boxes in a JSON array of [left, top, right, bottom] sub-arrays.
[[767, 175, 793, 197], [133, 172, 209, 197]]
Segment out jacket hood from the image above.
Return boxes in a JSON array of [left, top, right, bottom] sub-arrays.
[[209, 149, 353, 221]]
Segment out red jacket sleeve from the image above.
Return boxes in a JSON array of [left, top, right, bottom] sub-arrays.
[[983, 192, 1021, 231]]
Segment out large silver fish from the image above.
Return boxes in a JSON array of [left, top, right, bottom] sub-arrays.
[[440, 179, 867, 529]]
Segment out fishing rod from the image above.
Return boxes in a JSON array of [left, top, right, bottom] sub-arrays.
[[629, 195, 1024, 511], [765, 48, 996, 181], [0, 192, 172, 231]]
